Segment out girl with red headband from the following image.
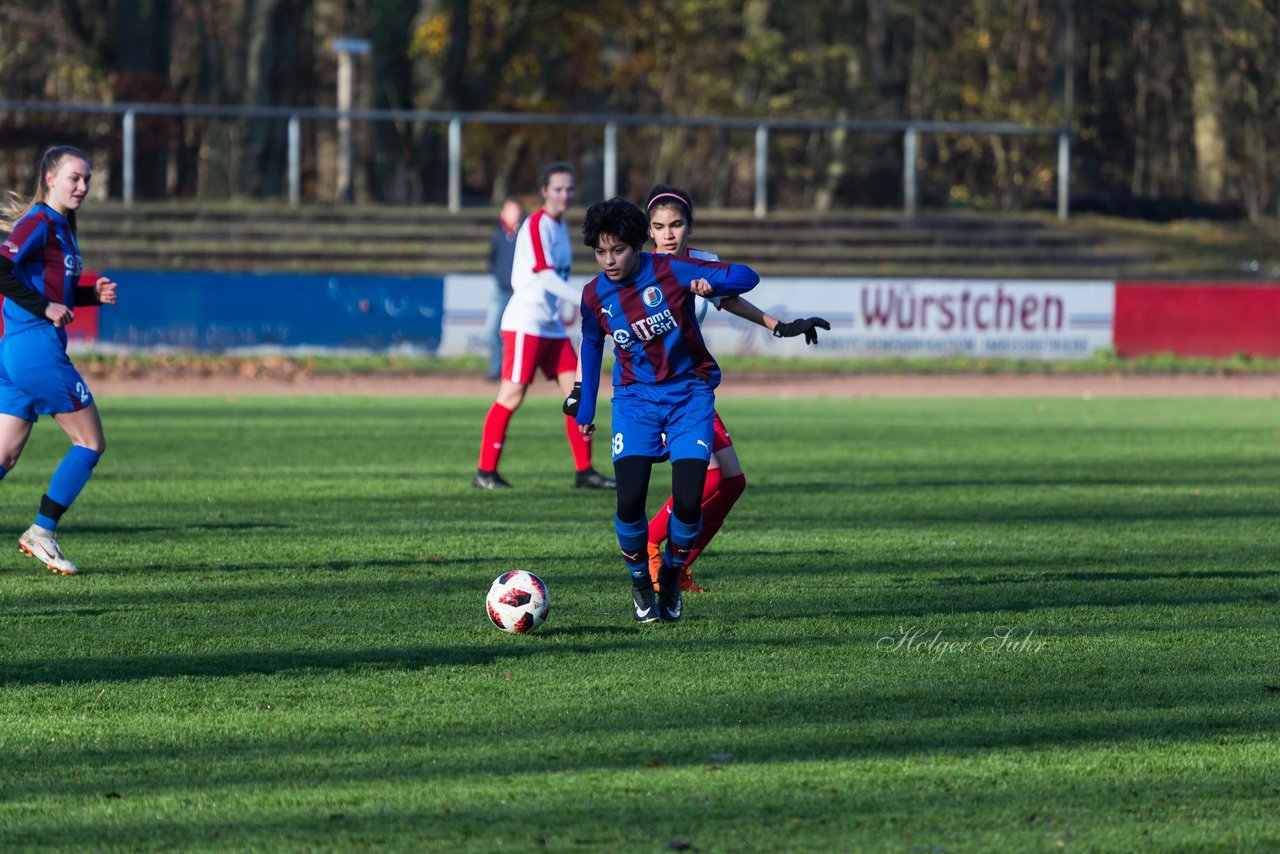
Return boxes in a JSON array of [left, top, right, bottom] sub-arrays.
[[643, 184, 830, 593]]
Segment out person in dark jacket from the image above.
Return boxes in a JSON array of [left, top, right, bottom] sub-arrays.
[[485, 197, 523, 381]]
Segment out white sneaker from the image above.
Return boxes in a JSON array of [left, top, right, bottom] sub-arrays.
[[19, 525, 79, 575]]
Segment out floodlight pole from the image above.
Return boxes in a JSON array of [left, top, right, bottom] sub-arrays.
[[287, 114, 301, 207], [122, 109, 136, 205], [1059, 0, 1074, 221], [332, 36, 370, 203], [753, 125, 768, 219], [903, 126, 918, 218], [447, 116, 462, 212], [604, 121, 618, 199]]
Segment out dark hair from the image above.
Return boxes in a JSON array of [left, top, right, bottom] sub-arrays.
[[582, 198, 649, 250], [540, 162, 576, 188], [645, 184, 694, 228]]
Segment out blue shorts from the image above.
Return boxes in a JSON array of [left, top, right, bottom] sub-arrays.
[[0, 326, 93, 422], [610, 375, 715, 463]]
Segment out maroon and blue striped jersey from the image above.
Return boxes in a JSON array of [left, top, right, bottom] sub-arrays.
[[575, 252, 758, 426], [0, 203, 81, 337]]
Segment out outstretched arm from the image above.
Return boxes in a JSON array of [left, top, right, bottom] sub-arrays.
[[717, 295, 773, 330], [717, 295, 831, 345]]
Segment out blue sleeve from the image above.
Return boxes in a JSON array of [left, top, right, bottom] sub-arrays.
[[576, 300, 605, 426], [667, 257, 759, 299]]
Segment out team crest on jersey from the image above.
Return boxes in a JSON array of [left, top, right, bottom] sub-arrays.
[[642, 286, 662, 308]]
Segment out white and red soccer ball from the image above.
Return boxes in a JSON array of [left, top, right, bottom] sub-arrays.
[[486, 570, 550, 633]]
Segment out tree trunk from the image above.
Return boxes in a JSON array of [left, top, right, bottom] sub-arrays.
[[241, 0, 307, 198], [1130, 15, 1149, 196], [814, 122, 848, 212], [1179, 0, 1226, 203], [491, 131, 528, 205], [58, 0, 176, 199], [367, 0, 421, 203], [440, 0, 472, 108]]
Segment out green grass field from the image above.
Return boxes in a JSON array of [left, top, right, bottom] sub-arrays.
[[1, 394, 1278, 852]]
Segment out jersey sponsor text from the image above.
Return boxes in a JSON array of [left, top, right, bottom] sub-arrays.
[[631, 308, 676, 342]]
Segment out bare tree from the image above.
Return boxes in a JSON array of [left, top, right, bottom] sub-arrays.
[[56, 0, 175, 198], [1178, 0, 1226, 203]]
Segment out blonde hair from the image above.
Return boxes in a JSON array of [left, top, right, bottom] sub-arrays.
[[1, 145, 91, 234]]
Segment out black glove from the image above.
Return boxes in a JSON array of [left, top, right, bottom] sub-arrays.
[[773, 316, 831, 345], [562, 382, 582, 417]]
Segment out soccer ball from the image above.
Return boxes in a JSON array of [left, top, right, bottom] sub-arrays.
[[486, 570, 550, 633]]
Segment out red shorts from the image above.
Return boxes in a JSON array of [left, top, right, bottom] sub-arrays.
[[711, 410, 733, 452], [501, 331, 577, 384]]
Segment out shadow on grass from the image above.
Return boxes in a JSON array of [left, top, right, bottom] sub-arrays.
[[2, 666, 1279, 805], [135, 556, 437, 574], [930, 568, 1272, 585], [713, 544, 1277, 583], [5, 767, 1280, 852], [65, 521, 293, 535], [752, 500, 1280, 527], [0, 641, 554, 687], [7, 542, 1275, 625]]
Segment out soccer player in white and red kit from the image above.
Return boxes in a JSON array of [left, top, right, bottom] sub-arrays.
[[473, 163, 614, 490]]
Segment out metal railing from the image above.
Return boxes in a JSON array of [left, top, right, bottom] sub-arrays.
[[1, 100, 1072, 219]]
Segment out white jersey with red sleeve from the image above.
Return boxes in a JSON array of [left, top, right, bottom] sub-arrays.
[[500, 208, 578, 339]]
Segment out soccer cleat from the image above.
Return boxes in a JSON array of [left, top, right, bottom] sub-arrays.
[[656, 563, 683, 622], [473, 469, 513, 490], [632, 582, 659, 623], [19, 525, 79, 575], [679, 565, 707, 594], [649, 545, 705, 593], [574, 467, 616, 490]]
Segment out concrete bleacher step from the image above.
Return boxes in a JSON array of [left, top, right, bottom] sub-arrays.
[[76, 202, 1160, 278], [78, 224, 1100, 254]]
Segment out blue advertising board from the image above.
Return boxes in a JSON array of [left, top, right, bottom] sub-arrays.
[[96, 271, 444, 351]]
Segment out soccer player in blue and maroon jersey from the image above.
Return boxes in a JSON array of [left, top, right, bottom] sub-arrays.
[[568, 198, 758, 623], [0, 145, 118, 575]]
